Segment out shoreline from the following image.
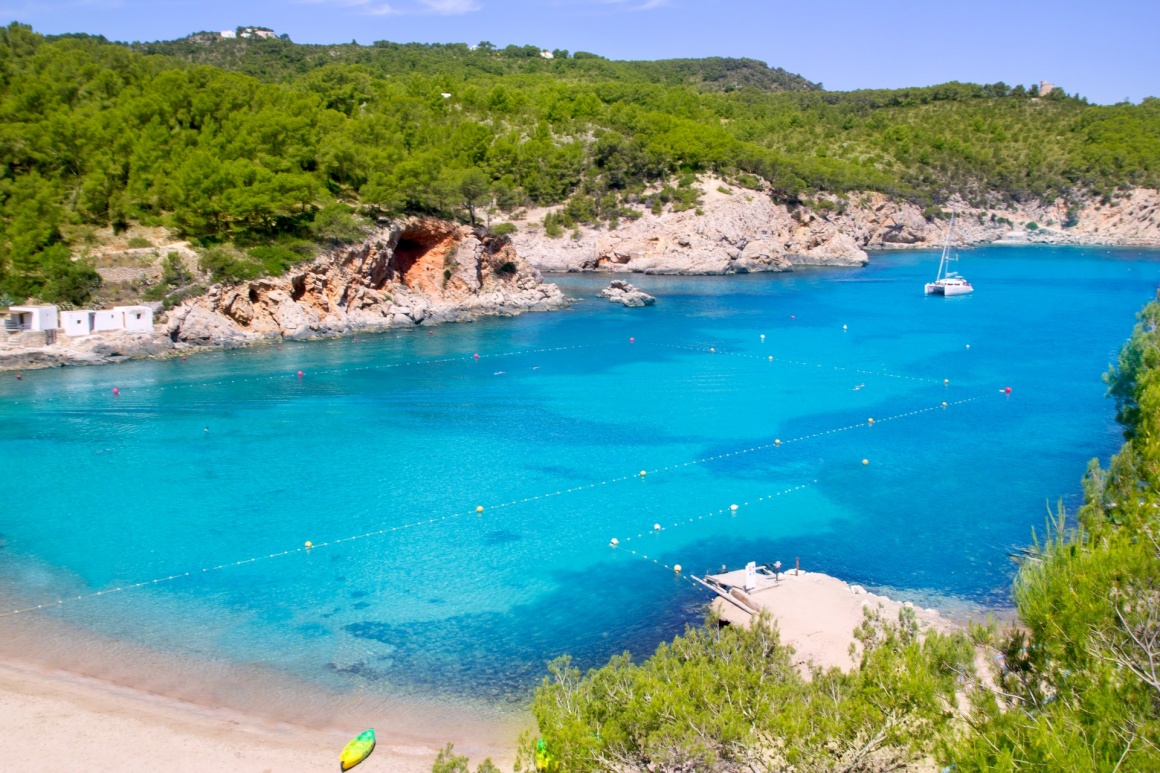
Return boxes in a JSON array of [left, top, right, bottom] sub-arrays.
[[0, 568, 1012, 771], [0, 593, 525, 771]]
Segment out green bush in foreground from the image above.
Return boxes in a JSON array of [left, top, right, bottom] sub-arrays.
[[522, 608, 973, 772]]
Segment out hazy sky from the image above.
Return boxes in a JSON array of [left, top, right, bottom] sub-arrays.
[[4, 0, 1157, 104]]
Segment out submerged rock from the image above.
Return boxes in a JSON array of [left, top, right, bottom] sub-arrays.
[[599, 280, 656, 307]]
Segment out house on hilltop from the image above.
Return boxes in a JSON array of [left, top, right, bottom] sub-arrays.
[[1040, 80, 1056, 96], [239, 26, 276, 39]]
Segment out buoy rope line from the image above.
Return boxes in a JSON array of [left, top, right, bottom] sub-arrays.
[[650, 342, 948, 385], [0, 391, 996, 620], [614, 482, 813, 546], [6, 344, 603, 400]]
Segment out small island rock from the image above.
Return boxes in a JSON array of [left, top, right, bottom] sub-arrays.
[[599, 280, 656, 307]]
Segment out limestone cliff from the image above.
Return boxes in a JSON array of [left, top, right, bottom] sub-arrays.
[[166, 218, 565, 347], [509, 179, 1160, 275]]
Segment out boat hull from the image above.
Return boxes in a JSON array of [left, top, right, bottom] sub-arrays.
[[925, 281, 973, 296]]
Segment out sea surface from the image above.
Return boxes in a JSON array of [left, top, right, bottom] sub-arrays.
[[1, 245, 1158, 717]]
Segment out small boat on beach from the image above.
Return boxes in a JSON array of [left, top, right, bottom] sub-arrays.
[[924, 213, 973, 296], [340, 728, 375, 771]]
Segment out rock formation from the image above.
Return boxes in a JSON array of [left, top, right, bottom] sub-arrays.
[[599, 280, 656, 307], [510, 179, 1160, 274], [166, 218, 566, 348]]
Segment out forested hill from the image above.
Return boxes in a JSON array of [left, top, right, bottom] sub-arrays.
[[131, 34, 821, 94], [2, 21, 1159, 306]]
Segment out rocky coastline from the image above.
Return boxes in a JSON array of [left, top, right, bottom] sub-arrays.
[[0, 218, 566, 371], [4, 186, 1158, 372], [510, 178, 1160, 274]]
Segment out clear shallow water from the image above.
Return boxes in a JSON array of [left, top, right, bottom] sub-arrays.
[[1, 246, 1158, 706]]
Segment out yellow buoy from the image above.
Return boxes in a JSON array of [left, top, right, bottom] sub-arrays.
[[768, 355, 773, 362], [476, 505, 484, 513], [868, 418, 874, 425], [774, 438, 781, 446], [941, 401, 947, 408], [862, 459, 869, 466], [639, 470, 647, 477], [304, 541, 313, 549], [673, 564, 682, 573], [944, 379, 949, 385]]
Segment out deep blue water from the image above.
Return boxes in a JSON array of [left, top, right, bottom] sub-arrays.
[[1, 245, 1158, 707]]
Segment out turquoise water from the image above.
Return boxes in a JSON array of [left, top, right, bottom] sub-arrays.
[[1, 246, 1158, 706]]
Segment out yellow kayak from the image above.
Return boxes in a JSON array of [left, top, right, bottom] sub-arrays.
[[340, 728, 376, 771]]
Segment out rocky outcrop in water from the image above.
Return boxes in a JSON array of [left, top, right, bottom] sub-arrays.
[[510, 179, 1160, 274], [599, 281, 656, 307]]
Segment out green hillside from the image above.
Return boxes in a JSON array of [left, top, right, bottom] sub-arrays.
[[1, 22, 1158, 304]]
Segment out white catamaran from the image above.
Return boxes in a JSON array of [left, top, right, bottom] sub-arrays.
[[924, 213, 973, 296]]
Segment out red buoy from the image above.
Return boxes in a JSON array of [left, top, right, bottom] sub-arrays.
[[16, 373, 22, 380], [1005, 386, 1012, 394], [630, 337, 635, 343], [790, 315, 796, 320], [112, 388, 119, 396], [181, 356, 186, 361], [473, 353, 480, 359], [297, 370, 303, 378]]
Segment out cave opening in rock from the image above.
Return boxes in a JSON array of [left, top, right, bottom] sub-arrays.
[[389, 226, 455, 293]]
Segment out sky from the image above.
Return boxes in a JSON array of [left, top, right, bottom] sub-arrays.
[[3, 0, 1157, 104]]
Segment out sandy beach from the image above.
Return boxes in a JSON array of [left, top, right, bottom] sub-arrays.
[[0, 600, 523, 772], [0, 658, 522, 772]]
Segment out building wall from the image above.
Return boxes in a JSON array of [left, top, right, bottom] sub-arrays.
[[61, 311, 94, 336], [115, 307, 154, 333], [93, 310, 124, 332]]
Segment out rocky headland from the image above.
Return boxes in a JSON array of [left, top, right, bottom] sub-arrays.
[[510, 178, 1160, 274], [0, 219, 565, 370]]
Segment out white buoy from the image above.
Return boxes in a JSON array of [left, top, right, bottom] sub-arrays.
[[653, 523, 662, 531], [862, 458, 869, 466], [843, 325, 848, 331], [760, 334, 765, 340], [610, 538, 619, 546], [966, 344, 971, 349], [730, 504, 739, 511], [673, 564, 682, 573], [774, 439, 781, 446], [710, 347, 716, 352]]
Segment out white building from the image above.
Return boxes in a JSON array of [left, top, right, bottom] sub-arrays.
[[220, 30, 237, 39], [5, 305, 58, 332], [114, 306, 154, 333], [60, 310, 95, 336], [93, 310, 123, 332], [539, 50, 554, 59]]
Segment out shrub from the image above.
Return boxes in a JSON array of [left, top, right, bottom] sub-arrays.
[[309, 202, 370, 244], [126, 236, 152, 248], [1027, 221, 1039, 230], [494, 261, 517, 276], [490, 222, 517, 236]]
